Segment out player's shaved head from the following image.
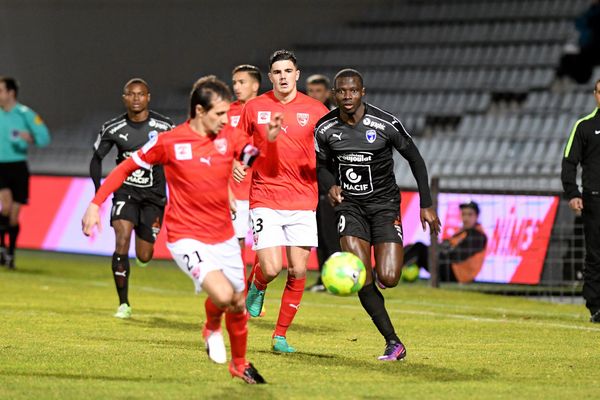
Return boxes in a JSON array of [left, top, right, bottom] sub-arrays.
[[269, 49, 298, 70], [334, 69, 364, 88], [232, 64, 262, 85], [123, 78, 150, 93], [190, 75, 232, 117]]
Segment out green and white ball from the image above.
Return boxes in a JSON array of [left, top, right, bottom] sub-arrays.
[[322, 252, 367, 296]]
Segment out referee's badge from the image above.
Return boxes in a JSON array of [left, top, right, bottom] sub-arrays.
[[366, 130, 377, 143]]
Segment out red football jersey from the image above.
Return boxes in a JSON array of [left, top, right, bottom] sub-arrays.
[[133, 122, 248, 244], [239, 91, 328, 210], [229, 100, 252, 201]]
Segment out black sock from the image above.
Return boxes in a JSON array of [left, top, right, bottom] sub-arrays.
[[7, 224, 20, 256], [358, 283, 400, 343], [0, 215, 8, 249], [112, 253, 130, 305]]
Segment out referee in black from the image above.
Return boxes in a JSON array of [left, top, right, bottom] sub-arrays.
[[561, 78, 600, 323]]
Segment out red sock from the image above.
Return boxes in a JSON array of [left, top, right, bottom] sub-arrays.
[[204, 297, 224, 331], [226, 310, 248, 368], [253, 262, 268, 291], [274, 275, 306, 337]]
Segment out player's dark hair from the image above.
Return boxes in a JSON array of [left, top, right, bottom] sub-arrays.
[[123, 77, 150, 93], [306, 74, 330, 88], [333, 69, 364, 88], [0, 76, 19, 97], [189, 75, 232, 117], [232, 64, 262, 85], [269, 49, 298, 70]]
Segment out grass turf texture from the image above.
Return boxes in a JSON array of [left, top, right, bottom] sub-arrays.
[[1, 250, 599, 399]]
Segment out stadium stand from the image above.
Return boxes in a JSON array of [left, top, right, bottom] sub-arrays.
[[29, 0, 596, 194]]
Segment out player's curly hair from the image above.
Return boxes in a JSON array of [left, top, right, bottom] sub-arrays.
[[189, 75, 232, 117]]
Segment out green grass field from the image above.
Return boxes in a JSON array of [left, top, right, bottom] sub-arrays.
[[1, 250, 599, 399]]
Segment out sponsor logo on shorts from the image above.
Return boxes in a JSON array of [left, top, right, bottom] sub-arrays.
[[365, 129, 377, 143], [338, 163, 373, 195], [363, 117, 386, 131], [393, 216, 403, 240], [337, 152, 372, 163], [230, 115, 240, 127], [257, 111, 271, 124], [174, 143, 193, 160], [214, 138, 227, 155], [296, 113, 309, 127]]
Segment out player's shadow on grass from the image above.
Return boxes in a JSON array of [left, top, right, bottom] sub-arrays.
[[249, 318, 341, 334], [126, 317, 200, 332]]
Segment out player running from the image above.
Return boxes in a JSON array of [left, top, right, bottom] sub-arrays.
[[83, 76, 280, 384], [315, 69, 441, 361], [240, 50, 329, 353], [89, 78, 174, 319]]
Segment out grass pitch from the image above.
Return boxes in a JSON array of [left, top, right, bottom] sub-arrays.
[[1, 250, 599, 399]]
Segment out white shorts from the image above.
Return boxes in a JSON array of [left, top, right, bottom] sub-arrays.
[[231, 199, 251, 239], [167, 236, 245, 293], [250, 208, 318, 250]]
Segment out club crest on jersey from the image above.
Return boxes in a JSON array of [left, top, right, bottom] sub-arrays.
[[230, 116, 240, 127], [296, 113, 309, 127], [148, 130, 158, 140], [174, 143, 193, 160], [257, 111, 271, 124], [214, 138, 228, 155], [365, 130, 377, 143]]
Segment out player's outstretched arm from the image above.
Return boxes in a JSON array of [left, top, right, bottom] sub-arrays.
[[81, 157, 139, 236]]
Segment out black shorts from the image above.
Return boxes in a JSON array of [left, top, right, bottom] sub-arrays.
[[335, 201, 403, 245], [0, 161, 30, 204], [110, 193, 165, 243]]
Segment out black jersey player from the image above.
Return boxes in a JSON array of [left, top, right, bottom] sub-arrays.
[[89, 78, 174, 318], [315, 69, 441, 360]]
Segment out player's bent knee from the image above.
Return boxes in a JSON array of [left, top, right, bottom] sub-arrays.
[[378, 272, 400, 288], [137, 251, 153, 264], [261, 263, 281, 281]]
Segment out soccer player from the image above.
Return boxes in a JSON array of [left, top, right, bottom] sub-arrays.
[[306, 74, 334, 110], [229, 65, 261, 251], [315, 69, 441, 361], [82, 76, 278, 384], [239, 50, 329, 353], [0, 76, 51, 270], [89, 78, 174, 319]]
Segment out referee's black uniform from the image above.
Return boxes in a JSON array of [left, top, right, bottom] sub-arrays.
[[561, 107, 600, 321]]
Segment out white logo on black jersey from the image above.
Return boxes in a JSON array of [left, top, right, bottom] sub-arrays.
[[332, 132, 343, 141], [338, 164, 373, 195], [119, 133, 129, 141], [363, 117, 386, 131]]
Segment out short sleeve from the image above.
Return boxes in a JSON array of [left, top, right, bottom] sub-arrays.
[[132, 135, 167, 168]]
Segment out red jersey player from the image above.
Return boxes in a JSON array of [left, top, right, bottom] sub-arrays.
[[229, 65, 261, 251], [239, 50, 329, 353], [82, 76, 282, 384]]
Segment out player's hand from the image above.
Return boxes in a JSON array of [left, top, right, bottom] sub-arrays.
[[19, 131, 34, 143], [267, 112, 284, 142], [328, 185, 344, 206], [82, 203, 102, 236], [420, 207, 441, 236], [569, 197, 583, 213], [232, 160, 247, 183]]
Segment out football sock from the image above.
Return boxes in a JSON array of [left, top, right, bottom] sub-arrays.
[[111, 253, 130, 306], [358, 283, 400, 343], [246, 259, 260, 292], [226, 310, 248, 368], [7, 224, 19, 256], [0, 215, 7, 249], [253, 263, 268, 291], [204, 297, 224, 331], [274, 275, 306, 337]]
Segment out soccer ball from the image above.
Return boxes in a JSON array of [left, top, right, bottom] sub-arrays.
[[401, 264, 420, 283], [322, 252, 367, 296]]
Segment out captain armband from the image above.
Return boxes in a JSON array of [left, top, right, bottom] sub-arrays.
[[240, 144, 260, 167]]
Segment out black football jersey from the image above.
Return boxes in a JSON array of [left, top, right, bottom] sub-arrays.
[[315, 103, 419, 205], [93, 111, 174, 204]]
